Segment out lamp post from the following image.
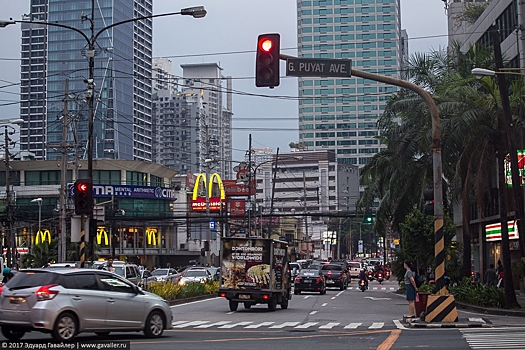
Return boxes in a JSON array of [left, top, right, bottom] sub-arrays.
[[2, 118, 24, 269], [0, 5, 206, 264], [31, 198, 43, 244]]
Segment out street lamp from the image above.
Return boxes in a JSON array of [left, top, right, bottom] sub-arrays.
[[0, 5, 206, 264], [1, 118, 24, 268], [31, 198, 43, 242]]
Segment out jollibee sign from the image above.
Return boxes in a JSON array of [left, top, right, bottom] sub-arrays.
[[191, 173, 225, 212]]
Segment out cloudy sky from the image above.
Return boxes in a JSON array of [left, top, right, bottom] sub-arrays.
[[0, 0, 449, 163]]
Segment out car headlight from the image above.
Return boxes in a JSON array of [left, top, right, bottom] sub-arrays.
[[178, 279, 186, 286]]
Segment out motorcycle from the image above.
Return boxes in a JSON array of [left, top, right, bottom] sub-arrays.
[[367, 270, 374, 281], [376, 272, 384, 284], [385, 270, 391, 280], [359, 278, 367, 292]]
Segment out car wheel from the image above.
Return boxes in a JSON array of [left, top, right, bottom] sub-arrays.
[[267, 297, 277, 311], [52, 312, 78, 341], [229, 300, 239, 311], [1, 326, 25, 340], [244, 302, 252, 309], [294, 290, 300, 295], [143, 310, 165, 338], [95, 332, 110, 336], [340, 284, 345, 291]]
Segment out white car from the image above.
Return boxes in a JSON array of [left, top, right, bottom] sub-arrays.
[[178, 268, 212, 285], [151, 268, 181, 284], [348, 261, 362, 278]]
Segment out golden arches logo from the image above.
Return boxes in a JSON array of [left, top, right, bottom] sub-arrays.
[[191, 173, 226, 212], [35, 229, 51, 244], [96, 227, 109, 245], [146, 228, 158, 245]]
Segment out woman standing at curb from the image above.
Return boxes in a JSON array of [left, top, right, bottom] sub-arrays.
[[404, 260, 418, 318]]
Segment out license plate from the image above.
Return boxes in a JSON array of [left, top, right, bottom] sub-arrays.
[[303, 279, 311, 283], [327, 280, 334, 284], [239, 294, 250, 300], [9, 297, 24, 304]]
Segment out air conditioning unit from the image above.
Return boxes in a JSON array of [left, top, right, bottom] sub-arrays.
[[179, 243, 187, 250]]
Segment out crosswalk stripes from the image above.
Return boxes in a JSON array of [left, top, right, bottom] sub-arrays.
[[346, 286, 395, 291], [461, 327, 525, 349], [172, 320, 397, 331]]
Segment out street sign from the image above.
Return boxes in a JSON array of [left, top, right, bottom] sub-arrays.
[[358, 239, 363, 254], [210, 220, 216, 230], [286, 58, 352, 77]]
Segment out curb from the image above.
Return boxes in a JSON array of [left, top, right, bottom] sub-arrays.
[[168, 294, 217, 306], [408, 322, 486, 329], [455, 301, 525, 318]]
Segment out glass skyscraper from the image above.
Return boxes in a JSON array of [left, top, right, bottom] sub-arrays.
[[19, 0, 152, 161], [296, 0, 403, 166]]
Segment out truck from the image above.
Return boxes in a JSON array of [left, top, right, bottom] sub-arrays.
[[218, 237, 292, 311]]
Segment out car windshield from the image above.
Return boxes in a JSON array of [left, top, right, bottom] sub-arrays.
[[321, 265, 342, 271], [185, 270, 207, 277], [350, 263, 361, 269], [7, 270, 58, 289], [113, 266, 125, 277], [151, 269, 169, 276]]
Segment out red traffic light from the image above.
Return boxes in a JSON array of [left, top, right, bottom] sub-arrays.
[[76, 182, 88, 193], [259, 37, 274, 52]]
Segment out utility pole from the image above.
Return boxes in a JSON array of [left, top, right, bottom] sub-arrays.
[[4, 126, 13, 268], [60, 80, 69, 262], [247, 134, 252, 236], [205, 125, 211, 266]]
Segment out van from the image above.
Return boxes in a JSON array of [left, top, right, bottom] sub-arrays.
[[94, 260, 141, 285]]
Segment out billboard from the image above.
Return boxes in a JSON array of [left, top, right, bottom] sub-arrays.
[[486, 221, 520, 242]]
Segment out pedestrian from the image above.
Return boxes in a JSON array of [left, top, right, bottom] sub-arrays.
[[2, 267, 14, 284], [485, 263, 497, 286], [497, 260, 504, 288], [103, 257, 116, 273], [403, 260, 418, 318]]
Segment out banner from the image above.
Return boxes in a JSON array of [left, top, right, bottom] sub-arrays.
[[486, 221, 519, 242], [191, 173, 226, 211], [96, 227, 109, 245], [35, 229, 51, 244]]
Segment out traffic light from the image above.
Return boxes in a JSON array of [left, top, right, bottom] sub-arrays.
[[364, 213, 374, 223], [74, 179, 93, 215], [423, 188, 434, 215], [255, 33, 280, 88]]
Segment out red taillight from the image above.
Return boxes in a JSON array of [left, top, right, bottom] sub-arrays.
[[0, 284, 3, 294], [35, 284, 59, 301], [315, 277, 322, 283], [327, 271, 332, 275], [219, 292, 227, 298], [262, 294, 270, 300], [295, 277, 301, 283], [378, 273, 383, 277]]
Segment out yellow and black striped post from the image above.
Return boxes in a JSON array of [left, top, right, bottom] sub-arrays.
[[423, 113, 458, 323], [79, 213, 86, 267]]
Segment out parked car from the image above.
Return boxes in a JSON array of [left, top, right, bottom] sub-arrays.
[[139, 269, 156, 288], [0, 268, 173, 341], [179, 268, 212, 285], [112, 262, 141, 285], [320, 264, 348, 290], [348, 261, 362, 279], [151, 268, 181, 284], [294, 269, 326, 295]]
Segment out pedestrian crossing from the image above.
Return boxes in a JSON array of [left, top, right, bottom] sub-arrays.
[[461, 327, 525, 349], [346, 286, 396, 291], [171, 320, 395, 330]]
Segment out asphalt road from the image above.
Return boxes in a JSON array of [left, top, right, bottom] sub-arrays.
[[3, 279, 525, 349]]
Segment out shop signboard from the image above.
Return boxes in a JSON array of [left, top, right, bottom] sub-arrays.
[[485, 221, 519, 242]]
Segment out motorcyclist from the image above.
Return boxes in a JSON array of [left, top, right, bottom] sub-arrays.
[[358, 268, 368, 288], [375, 265, 384, 279]]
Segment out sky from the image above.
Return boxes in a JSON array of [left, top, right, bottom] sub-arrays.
[[0, 0, 449, 164]]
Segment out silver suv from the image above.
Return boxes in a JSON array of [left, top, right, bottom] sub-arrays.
[[0, 268, 173, 341]]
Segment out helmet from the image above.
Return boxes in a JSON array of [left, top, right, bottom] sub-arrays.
[[3, 267, 11, 275], [360, 268, 365, 272]]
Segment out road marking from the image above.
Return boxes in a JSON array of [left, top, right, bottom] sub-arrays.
[[173, 321, 209, 328], [344, 322, 362, 329], [364, 296, 392, 300], [381, 287, 386, 290], [319, 322, 340, 329], [309, 310, 318, 315], [468, 317, 485, 323], [195, 321, 231, 328], [295, 322, 319, 329], [393, 320, 407, 330], [372, 287, 378, 290], [331, 296, 336, 299], [304, 295, 312, 299], [172, 320, 189, 326], [245, 322, 275, 329], [269, 322, 300, 329], [336, 291, 345, 297], [321, 303, 328, 307], [377, 329, 401, 350], [369, 322, 384, 329], [218, 321, 253, 329]]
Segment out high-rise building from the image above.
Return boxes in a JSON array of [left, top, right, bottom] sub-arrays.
[[19, 0, 153, 161], [296, 0, 403, 167]]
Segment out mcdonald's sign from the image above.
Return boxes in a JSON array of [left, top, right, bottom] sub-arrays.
[[191, 173, 226, 212], [35, 229, 51, 244], [96, 227, 109, 245], [146, 228, 158, 246]]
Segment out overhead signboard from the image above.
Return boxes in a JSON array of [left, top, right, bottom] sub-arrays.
[[286, 58, 352, 77]]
